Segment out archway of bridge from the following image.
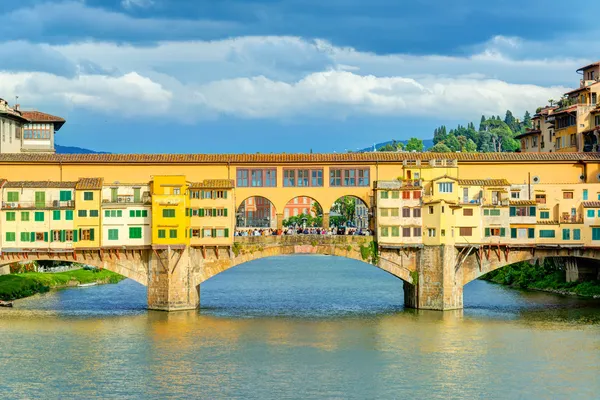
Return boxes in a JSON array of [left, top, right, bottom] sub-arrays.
[[329, 195, 370, 230], [0, 257, 148, 286], [282, 196, 323, 228], [235, 196, 278, 229]]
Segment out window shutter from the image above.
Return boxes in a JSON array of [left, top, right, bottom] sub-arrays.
[[212, 209, 217, 217], [212, 228, 216, 237], [30, 232, 35, 242], [224, 191, 227, 199], [44, 232, 48, 242], [201, 190, 205, 199], [189, 229, 192, 238], [510, 228, 517, 239], [500, 228, 505, 237], [79, 229, 82, 241], [201, 229, 204, 238], [185, 208, 189, 217], [224, 228, 229, 238], [224, 208, 228, 217], [509, 207, 516, 217], [528, 228, 535, 239], [90, 228, 95, 241], [529, 206, 536, 217], [61, 230, 66, 242], [200, 209, 204, 217], [50, 232, 54, 242], [73, 230, 78, 242], [485, 228, 490, 237], [130, 210, 135, 217]]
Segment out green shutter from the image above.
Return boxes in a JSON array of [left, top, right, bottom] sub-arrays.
[[485, 228, 490, 237], [212, 228, 216, 237], [61, 230, 66, 242], [185, 208, 189, 217], [142, 210, 147, 217], [130, 210, 135, 217], [66, 210, 73, 220], [201, 229, 204, 238], [509, 207, 516, 217], [574, 229, 581, 240], [529, 206, 536, 217], [224, 228, 229, 238], [73, 230, 78, 242], [224, 208, 228, 217], [224, 191, 227, 199], [30, 232, 35, 242], [510, 228, 517, 239], [90, 229, 95, 241], [528, 228, 535, 239], [500, 228, 505, 237], [201, 191, 205, 199], [200, 209, 204, 217]]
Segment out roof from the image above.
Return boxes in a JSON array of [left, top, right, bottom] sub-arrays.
[[514, 129, 541, 140], [0, 152, 598, 165], [582, 201, 600, 208], [510, 200, 537, 206], [20, 111, 66, 131], [576, 61, 600, 73], [4, 180, 77, 188], [457, 178, 510, 186], [0, 110, 29, 124], [551, 105, 578, 116], [189, 179, 235, 189], [564, 85, 592, 96], [75, 178, 104, 190]]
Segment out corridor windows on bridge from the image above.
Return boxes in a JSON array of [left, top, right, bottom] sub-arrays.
[[329, 196, 370, 232], [283, 169, 324, 187], [236, 168, 277, 187], [237, 196, 277, 228], [283, 197, 323, 228], [329, 168, 370, 187]]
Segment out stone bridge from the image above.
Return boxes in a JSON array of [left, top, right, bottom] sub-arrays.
[[2, 240, 599, 311]]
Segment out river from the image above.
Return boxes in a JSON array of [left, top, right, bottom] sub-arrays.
[[1, 255, 599, 399]]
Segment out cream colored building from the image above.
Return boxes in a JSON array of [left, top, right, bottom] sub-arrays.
[[101, 183, 152, 247]]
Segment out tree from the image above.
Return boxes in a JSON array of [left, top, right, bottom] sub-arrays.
[[444, 134, 460, 152], [331, 196, 357, 226], [378, 140, 403, 152], [405, 137, 424, 152], [433, 126, 447, 144], [464, 138, 477, 152], [479, 115, 486, 131], [429, 143, 452, 152], [523, 111, 532, 128]]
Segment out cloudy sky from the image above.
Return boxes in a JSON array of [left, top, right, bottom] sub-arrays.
[[0, 0, 597, 153]]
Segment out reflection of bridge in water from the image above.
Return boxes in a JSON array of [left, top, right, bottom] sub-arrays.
[[3, 235, 599, 311]]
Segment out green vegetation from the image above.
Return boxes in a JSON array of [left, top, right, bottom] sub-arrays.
[[0, 269, 125, 301], [377, 137, 424, 152], [359, 241, 379, 265], [481, 260, 600, 297]]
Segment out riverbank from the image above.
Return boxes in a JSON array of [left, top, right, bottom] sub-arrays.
[[481, 262, 600, 298], [0, 269, 125, 301]]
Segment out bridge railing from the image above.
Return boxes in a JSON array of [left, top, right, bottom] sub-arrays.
[[234, 234, 372, 246]]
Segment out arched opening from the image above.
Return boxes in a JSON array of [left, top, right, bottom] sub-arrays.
[[282, 196, 323, 229], [329, 195, 371, 234], [236, 196, 277, 229]]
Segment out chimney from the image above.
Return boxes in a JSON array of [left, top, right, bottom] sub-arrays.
[[14, 104, 20, 111]]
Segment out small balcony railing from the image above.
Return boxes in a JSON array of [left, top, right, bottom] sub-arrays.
[[2, 200, 75, 209], [102, 195, 151, 205], [561, 215, 583, 224]]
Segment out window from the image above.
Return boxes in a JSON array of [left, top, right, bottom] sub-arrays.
[[7, 192, 18, 202], [129, 227, 142, 239], [21, 212, 29, 221], [53, 210, 61, 220], [485, 228, 505, 237], [236, 169, 249, 187], [5, 232, 15, 242], [380, 227, 389, 237], [283, 169, 323, 187], [428, 206, 434, 214], [6, 212, 15, 221], [402, 207, 411, 218], [413, 191, 421, 200], [391, 226, 400, 237], [80, 229, 94, 241], [380, 209, 389, 217], [236, 169, 276, 187], [203, 228, 213, 237], [84, 192, 94, 200], [509, 206, 536, 217], [36, 232, 45, 242], [539, 230, 556, 238], [563, 192, 573, 199], [413, 208, 421, 218], [413, 227, 422, 237], [463, 208, 473, 216], [20, 232, 30, 242], [59, 191, 72, 201], [402, 191, 411, 200], [402, 227, 411, 237], [483, 209, 501, 216], [173, 188, 181, 195], [573, 229, 581, 241], [34, 212, 44, 222], [587, 209, 597, 218], [108, 229, 119, 240], [510, 191, 520, 199], [540, 211, 550, 219], [284, 169, 296, 187], [78, 210, 87, 217], [459, 227, 472, 237], [437, 182, 453, 193], [158, 229, 166, 239], [562, 229, 570, 241], [391, 191, 399, 199], [596, 115, 600, 126], [169, 229, 177, 238], [329, 168, 369, 187], [583, 189, 588, 201], [65, 210, 73, 220], [428, 228, 436, 237], [90, 210, 99, 217], [380, 191, 389, 199], [311, 169, 323, 187], [533, 194, 546, 204], [162, 209, 175, 218]]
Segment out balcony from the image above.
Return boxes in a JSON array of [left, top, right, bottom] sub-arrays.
[[2, 200, 75, 209], [102, 194, 151, 205], [561, 214, 583, 224]]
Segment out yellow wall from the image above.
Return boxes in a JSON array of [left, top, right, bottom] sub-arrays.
[[151, 176, 188, 246], [73, 188, 101, 248]]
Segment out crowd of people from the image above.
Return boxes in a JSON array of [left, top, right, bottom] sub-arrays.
[[234, 226, 371, 237]]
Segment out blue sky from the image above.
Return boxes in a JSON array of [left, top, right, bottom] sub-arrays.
[[0, 0, 597, 153]]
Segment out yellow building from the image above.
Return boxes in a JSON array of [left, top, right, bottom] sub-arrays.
[[73, 178, 103, 248], [188, 179, 234, 247], [150, 175, 188, 246], [101, 183, 152, 248]]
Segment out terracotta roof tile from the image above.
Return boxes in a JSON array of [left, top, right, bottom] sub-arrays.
[[0, 152, 599, 165], [458, 178, 510, 186], [537, 220, 559, 225], [582, 201, 600, 208], [189, 179, 234, 189], [76, 178, 103, 190], [510, 200, 537, 206], [20, 110, 66, 131], [4, 180, 77, 188], [514, 129, 541, 139]]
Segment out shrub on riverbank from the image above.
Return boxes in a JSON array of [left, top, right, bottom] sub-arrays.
[[0, 269, 125, 301], [481, 260, 600, 297]]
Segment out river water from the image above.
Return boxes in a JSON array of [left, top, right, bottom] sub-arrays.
[[1, 255, 599, 399]]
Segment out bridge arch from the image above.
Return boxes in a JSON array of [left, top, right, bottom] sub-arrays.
[[328, 195, 371, 230], [0, 251, 149, 286], [235, 195, 278, 229], [282, 195, 323, 227]]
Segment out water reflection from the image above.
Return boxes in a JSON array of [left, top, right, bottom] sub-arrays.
[[1, 256, 599, 399]]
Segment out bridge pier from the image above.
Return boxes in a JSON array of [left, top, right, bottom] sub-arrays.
[[147, 246, 199, 311], [565, 257, 579, 283]]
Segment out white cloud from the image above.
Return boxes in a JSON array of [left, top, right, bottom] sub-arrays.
[[121, 0, 154, 10], [0, 35, 579, 122]]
